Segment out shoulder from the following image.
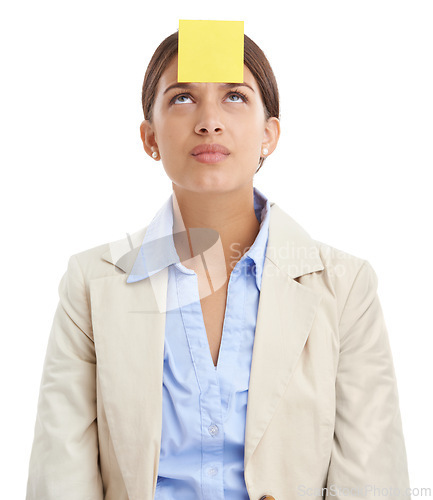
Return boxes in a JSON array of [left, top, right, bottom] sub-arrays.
[[65, 224, 149, 283], [269, 202, 377, 291], [309, 238, 379, 325], [315, 239, 375, 283]]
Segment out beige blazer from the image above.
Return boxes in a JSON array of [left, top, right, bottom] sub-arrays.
[[26, 200, 411, 500]]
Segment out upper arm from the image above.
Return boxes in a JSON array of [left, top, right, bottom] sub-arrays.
[[326, 260, 411, 498], [26, 254, 103, 500]]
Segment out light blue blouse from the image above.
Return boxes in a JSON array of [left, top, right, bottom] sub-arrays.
[[127, 187, 271, 499]]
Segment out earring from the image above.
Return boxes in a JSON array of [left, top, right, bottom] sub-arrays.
[[152, 150, 159, 159], [262, 147, 269, 156]]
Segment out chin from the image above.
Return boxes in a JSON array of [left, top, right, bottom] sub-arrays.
[[178, 173, 238, 192]]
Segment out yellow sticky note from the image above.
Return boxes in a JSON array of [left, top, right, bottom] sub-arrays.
[[178, 20, 244, 83]]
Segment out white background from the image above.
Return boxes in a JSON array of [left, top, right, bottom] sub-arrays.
[[1, 0, 431, 496]]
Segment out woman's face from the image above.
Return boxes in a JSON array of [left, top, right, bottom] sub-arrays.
[[140, 55, 280, 194]]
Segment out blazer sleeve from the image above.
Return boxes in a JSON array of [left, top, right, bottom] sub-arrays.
[[26, 254, 103, 500], [325, 260, 411, 499]]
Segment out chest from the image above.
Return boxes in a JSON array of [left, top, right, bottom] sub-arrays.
[[199, 283, 229, 367]]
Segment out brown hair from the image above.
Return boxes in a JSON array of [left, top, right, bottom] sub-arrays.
[[142, 31, 280, 173]]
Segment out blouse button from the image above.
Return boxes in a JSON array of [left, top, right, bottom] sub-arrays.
[[208, 424, 219, 436], [259, 496, 276, 500], [207, 466, 218, 476]]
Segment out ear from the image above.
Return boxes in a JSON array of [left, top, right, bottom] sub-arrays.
[[139, 120, 159, 158], [261, 117, 280, 156]]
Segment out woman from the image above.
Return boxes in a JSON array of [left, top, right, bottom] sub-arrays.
[[26, 31, 411, 500]]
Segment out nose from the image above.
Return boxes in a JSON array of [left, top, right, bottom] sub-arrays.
[[194, 100, 225, 135]]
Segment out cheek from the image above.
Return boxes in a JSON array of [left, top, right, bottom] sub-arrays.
[[154, 115, 190, 146], [235, 122, 265, 152], [152, 122, 178, 152], [234, 109, 266, 141]]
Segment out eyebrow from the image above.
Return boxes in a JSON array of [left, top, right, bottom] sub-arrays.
[[163, 82, 255, 95]]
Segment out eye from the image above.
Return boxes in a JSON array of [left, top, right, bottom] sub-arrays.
[[169, 89, 249, 105], [171, 93, 193, 105], [225, 91, 248, 103]]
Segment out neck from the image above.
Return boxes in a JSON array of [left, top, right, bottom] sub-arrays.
[[172, 183, 261, 274]]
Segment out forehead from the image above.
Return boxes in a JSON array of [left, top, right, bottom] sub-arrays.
[[155, 55, 258, 95]]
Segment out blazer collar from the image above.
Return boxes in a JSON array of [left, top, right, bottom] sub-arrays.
[[101, 197, 323, 281]]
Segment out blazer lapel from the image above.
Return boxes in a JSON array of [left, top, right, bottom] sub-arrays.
[[92, 228, 168, 500], [244, 203, 324, 475], [94, 201, 324, 499]]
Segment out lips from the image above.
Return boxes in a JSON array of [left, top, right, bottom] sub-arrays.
[[190, 143, 230, 156]]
